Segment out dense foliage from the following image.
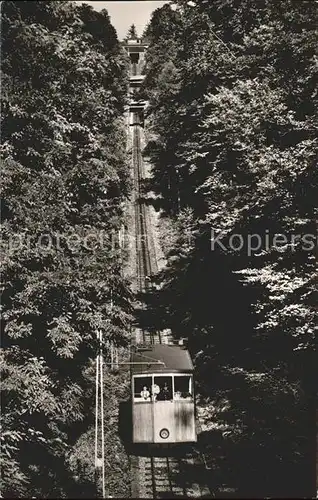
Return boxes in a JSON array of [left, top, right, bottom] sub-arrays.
[[1, 1, 132, 497], [142, 1, 317, 497]]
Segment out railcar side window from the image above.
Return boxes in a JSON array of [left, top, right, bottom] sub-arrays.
[[133, 376, 152, 402], [174, 376, 193, 400], [153, 376, 173, 401]]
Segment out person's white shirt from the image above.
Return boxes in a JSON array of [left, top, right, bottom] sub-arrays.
[[140, 387, 150, 400], [152, 383, 160, 400]]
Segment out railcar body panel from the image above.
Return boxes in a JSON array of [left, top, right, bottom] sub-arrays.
[[174, 401, 196, 442], [133, 402, 153, 442], [153, 401, 175, 443]]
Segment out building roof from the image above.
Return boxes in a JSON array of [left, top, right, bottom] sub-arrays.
[[131, 344, 194, 375], [130, 75, 145, 81]]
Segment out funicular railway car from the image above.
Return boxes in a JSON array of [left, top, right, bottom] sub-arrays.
[[129, 109, 144, 126], [131, 344, 197, 443]]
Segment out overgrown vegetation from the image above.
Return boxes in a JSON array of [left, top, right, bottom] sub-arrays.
[[142, 1, 317, 497], [1, 1, 132, 497]]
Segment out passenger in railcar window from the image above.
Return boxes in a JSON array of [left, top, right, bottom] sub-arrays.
[[151, 383, 160, 401], [174, 376, 193, 400], [181, 392, 192, 400], [140, 386, 150, 401], [154, 377, 172, 400], [174, 391, 182, 400], [160, 382, 171, 401]]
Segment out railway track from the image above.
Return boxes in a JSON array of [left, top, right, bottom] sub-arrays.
[[131, 454, 211, 499], [133, 124, 151, 292], [132, 123, 169, 344], [130, 120, 213, 498], [133, 124, 158, 290]]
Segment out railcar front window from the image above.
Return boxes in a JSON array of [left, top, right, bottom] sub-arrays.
[[133, 376, 152, 402], [173, 375, 193, 400], [153, 376, 173, 401]]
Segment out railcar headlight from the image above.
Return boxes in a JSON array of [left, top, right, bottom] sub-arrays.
[[159, 428, 169, 439]]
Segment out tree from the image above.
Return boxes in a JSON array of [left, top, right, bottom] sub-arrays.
[[127, 23, 138, 40], [1, 1, 131, 496]]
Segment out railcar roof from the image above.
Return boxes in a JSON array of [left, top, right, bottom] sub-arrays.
[[131, 344, 194, 374]]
